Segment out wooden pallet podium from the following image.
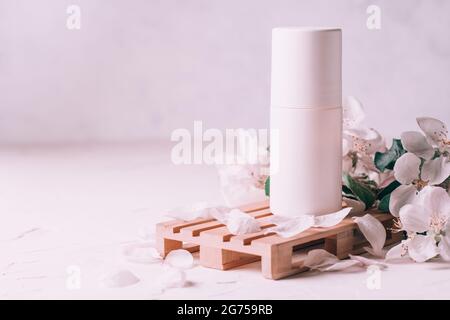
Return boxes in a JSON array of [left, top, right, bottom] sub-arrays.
[[156, 201, 402, 280]]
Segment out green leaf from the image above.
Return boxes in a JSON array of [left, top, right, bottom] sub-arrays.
[[377, 180, 401, 200], [374, 139, 406, 172], [265, 176, 270, 197], [342, 174, 376, 210], [378, 193, 391, 212], [342, 185, 354, 198]]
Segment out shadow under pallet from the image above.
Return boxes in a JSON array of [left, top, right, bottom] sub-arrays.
[[156, 200, 403, 280]]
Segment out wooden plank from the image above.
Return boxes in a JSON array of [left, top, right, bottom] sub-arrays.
[[199, 246, 260, 270], [158, 202, 271, 235], [229, 216, 276, 246], [179, 208, 273, 237]]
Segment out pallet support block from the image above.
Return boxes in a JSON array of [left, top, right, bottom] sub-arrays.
[[200, 246, 260, 270], [324, 230, 355, 259]]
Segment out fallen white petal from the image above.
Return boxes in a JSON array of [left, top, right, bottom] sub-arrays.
[[267, 208, 351, 238], [211, 208, 261, 235], [393, 153, 421, 185], [314, 208, 352, 227], [164, 249, 194, 269], [226, 209, 261, 235], [348, 254, 388, 269], [121, 242, 162, 264], [353, 214, 386, 257], [208, 206, 232, 222], [265, 215, 314, 238], [101, 269, 140, 288], [157, 266, 187, 289], [303, 249, 340, 270], [400, 131, 435, 160], [303, 249, 384, 272], [322, 259, 361, 271]]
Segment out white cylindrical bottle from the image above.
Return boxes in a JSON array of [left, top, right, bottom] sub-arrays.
[[270, 27, 342, 217]]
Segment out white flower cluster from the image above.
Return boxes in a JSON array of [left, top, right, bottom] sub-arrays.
[[386, 117, 450, 262]]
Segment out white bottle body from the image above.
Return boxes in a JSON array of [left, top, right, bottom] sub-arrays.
[[269, 27, 342, 217], [270, 106, 342, 217]]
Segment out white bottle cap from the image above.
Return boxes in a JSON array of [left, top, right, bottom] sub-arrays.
[[271, 27, 342, 108]]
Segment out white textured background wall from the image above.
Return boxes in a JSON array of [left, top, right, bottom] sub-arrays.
[[0, 0, 449, 144]]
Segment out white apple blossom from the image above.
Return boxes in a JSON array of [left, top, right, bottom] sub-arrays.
[[401, 117, 449, 159], [389, 153, 450, 216], [342, 96, 387, 183], [386, 186, 450, 262], [217, 130, 269, 207]]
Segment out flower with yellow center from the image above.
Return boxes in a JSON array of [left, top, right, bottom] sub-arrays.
[[389, 153, 450, 216]]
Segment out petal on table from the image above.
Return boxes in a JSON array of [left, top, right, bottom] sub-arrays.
[[100, 269, 140, 288], [303, 249, 340, 270], [313, 207, 352, 228], [353, 214, 386, 257], [223, 209, 262, 235], [322, 259, 361, 271], [348, 254, 388, 269], [265, 215, 314, 238], [157, 266, 187, 289], [121, 242, 162, 264], [164, 249, 194, 269]]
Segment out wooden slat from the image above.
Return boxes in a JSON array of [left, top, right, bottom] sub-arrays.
[[178, 208, 273, 237], [251, 211, 394, 248], [229, 216, 276, 246], [156, 200, 402, 280], [198, 210, 273, 243], [160, 201, 271, 234]]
